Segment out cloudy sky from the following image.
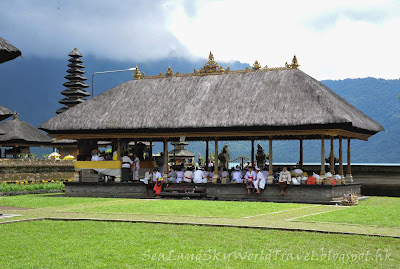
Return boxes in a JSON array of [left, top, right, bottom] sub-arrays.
[[1, 0, 400, 79]]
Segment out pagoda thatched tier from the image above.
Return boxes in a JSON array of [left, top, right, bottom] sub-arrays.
[[0, 105, 13, 121], [41, 53, 383, 185], [0, 37, 21, 64]]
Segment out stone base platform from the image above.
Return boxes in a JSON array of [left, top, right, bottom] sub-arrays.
[[65, 182, 362, 204]]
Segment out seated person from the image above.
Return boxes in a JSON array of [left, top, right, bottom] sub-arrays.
[[231, 167, 243, 183], [207, 167, 214, 182], [261, 167, 269, 181], [176, 168, 184, 183], [167, 167, 177, 183], [254, 166, 266, 193], [193, 167, 206, 183], [183, 167, 193, 183], [141, 168, 152, 185], [220, 168, 229, 183], [91, 148, 101, 161]]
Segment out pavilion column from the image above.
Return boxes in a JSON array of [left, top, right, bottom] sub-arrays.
[[115, 138, 122, 182], [205, 139, 209, 168], [299, 138, 303, 169], [267, 137, 274, 184], [346, 138, 353, 182], [251, 138, 255, 167], [338, 137, 343, 177], [330, 138, 335, 175], [149, 139, 153, 160], [213, 138, 219, 181], [320, 136, 325, 179], [163, 138, 169, 176]]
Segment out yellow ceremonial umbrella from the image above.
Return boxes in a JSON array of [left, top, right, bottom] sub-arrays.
[[63, 154, 75, 160], [49, 151, 61, 160]]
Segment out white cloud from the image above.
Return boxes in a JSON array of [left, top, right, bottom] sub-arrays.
[[1, 0, 399, 79]]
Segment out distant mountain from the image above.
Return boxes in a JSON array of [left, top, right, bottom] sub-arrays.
[[0, 56, 398, 163]]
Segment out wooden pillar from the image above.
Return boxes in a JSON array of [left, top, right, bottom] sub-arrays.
[[320, 137, 325, 177], [149, 140, 153, 160], [213, 138, 218, 179], [346, 138, 353, 182], [330, 138, 335, 175], [251, 138, 255, 167], [299, 138, 303, 169], [267, 138, 273, 184], [205, 139, 209, 168], [164, 138, 169, 176], [339, 137, 343, 176]]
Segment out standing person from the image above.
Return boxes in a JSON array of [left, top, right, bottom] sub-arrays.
[[132, 153, 140, 181], [183, 167, 193, 183], [152, 168, 163, 197], [176, 167, 184, 183], [121, 152, 133, 182], [231, 167, 243, 183], [244, 166, 256, 195], [279, 166, 291, 195], [254, 167, 266, 194]]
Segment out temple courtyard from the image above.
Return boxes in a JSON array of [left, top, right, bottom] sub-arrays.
[[0, 194, 399, 268]]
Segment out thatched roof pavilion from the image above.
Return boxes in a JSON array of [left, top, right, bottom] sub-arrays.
[[0, 105, 13, 121], [40, 53, 383, 182], [0, 37, 22, 64], [0, 114, 53, 146]]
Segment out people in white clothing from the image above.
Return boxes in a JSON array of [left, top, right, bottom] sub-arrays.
[[121, 153, 133, 182], [141, 168, 152, 184], [193, 167, 206, 183], [231, 167, 243, 183], [183, 167, 193, 183], [278, 166, 291, 195], [167, 167, 177, 183], [220, 168, 229, 184], [254, 167, 266, 193]]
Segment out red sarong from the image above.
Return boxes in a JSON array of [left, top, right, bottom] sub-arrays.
[[153, 180, 164, 195]]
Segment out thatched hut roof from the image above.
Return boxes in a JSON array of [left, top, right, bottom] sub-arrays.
[[0, 37, 22, 64], [0, 105, 13, 121], [169, 148, 195, 158], [0, 115, 53, 145], [40, 68, 383, 140]]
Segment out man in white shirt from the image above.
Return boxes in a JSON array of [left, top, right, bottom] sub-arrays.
[[193, 167, 206, 183], [231, 167, 243, 183], [176, 168, 184, 183], [254, 167, 266, 194], [132, 153, 140, 181], [183, 167, 193, 183], [121, 152, 133, 182], [220, 168, 229, 184]]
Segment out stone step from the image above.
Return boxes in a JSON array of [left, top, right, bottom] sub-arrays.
[[162, 187, 206, 193], [159, 192, 206, 197]]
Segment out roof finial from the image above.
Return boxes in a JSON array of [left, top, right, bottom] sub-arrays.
[[252, 60, 261, 70], [133, 65, 145, 80], [285, 54, 300, 69], [12, 112, 19, 120], [199, 51, 224, 74], [166, 66, 174, 76], [209, 51, 214, 61]]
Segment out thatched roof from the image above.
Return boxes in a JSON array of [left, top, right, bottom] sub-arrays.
[[0, 105, 13, 121], [169, 148, 195, 158], [40, 68, 383, 139], [0, 115, 53, 145], [0, 37, 22, 64]]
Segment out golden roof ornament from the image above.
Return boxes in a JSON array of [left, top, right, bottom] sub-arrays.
[[166, 66, 174, 76], [132, 66, 145, 80], [285, 55, 300, 69], [199, 51, 224, 74], [252, 60, 261, 70]]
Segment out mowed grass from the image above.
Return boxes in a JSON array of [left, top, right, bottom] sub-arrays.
[[0, 220, 398, 269], [298, 197, 400, 228], [67, 199, 307, 218], [0, 193, 116, 208], [0, 193, 307, 218]]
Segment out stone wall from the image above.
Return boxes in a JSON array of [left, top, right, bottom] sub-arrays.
[[0, 159, 74, 182]]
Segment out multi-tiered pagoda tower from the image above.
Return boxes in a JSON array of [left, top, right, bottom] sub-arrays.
[[56, 48, 90, 114]]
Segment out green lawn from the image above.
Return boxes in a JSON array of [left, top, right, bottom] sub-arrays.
[[297, 197, 400, 228], [0, 193, 116, 208], [0, 220, 398, 269], [67, 199, 307, 218]]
